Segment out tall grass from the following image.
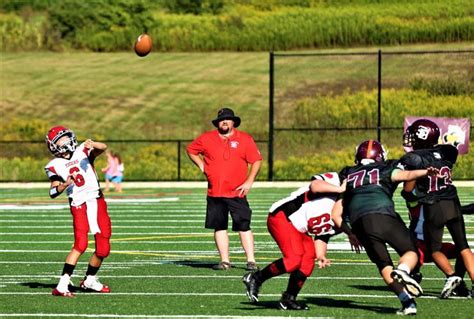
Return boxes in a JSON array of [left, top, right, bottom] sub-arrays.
[[1, 0, 473, 52]]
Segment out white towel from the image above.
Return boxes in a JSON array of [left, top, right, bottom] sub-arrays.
[[85, 198, 101, 234]]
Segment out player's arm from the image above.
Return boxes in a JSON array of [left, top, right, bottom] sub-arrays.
[[309, 179, 345, 194], [331, 198, 361, 253], [391, 167, 439, 183], [49, 175, 74, 198], [85, 139, 107, 157], [314, 237, 331, 269]]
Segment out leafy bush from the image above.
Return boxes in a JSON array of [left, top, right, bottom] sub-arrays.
[[1, 0, 473, 51], [410, 77, 472, 96]]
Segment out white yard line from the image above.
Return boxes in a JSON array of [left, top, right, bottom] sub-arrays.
[[0, 292, 439, 298]]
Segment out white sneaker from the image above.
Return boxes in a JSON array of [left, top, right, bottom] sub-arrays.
[[52, 274, 74, 297], [396, 299, 417, 316], [391, 269, 423, 297], [440, 276, 462, 299], [80, 275, 111, 293]]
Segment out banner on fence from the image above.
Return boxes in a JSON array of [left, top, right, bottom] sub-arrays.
[[404, 116, 470, 154]]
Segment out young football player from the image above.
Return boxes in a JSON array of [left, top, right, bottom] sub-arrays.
[[332, 139, 439, 315], [44, 126, 112, 297], [401, 183, 471, 298], [242, 172, 361, 310], [400, 119, 474, 298]]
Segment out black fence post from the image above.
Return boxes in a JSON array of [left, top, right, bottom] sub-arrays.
[[269, 51, 275, 181], [177, 140, 181, 181], [377, 49, 382, 142]]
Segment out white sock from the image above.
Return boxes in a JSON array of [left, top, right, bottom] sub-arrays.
[[57, 274, 70, 291], [397, 263, 411, 274]]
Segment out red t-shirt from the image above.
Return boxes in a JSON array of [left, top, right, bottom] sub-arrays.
[[187, 129, 262, 197]]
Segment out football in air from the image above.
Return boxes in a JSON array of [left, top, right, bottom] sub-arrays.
[[134, 33, 152, 57]]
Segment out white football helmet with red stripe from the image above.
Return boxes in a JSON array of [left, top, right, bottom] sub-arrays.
[[45, 126, 78, 157]]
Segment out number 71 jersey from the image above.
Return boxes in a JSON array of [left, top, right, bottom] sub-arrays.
[[44, 143, 100, 206]]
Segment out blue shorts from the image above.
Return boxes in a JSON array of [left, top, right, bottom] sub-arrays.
[[111, 176, 123, 183], [105, 174, 123, 183]]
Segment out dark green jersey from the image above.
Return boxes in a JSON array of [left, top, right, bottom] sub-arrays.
[[339, 160, 401, 224], [399, 144, 458, 204]]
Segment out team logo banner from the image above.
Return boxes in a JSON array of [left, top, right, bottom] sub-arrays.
[[404, 116, 470, 154]]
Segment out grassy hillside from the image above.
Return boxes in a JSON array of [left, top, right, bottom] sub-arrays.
[[1, 42, 473, 180]]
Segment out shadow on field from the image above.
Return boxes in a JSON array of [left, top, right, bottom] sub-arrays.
[[19, 282, 85, 293], [305, 297, 395, 314], [237, 300, 281, 310], [349, 284, 389, 292], [169, 260, 216, 269]]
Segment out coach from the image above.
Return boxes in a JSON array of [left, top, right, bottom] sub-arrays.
[[187, 107, 262, 271]]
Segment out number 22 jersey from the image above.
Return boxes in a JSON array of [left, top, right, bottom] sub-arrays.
[[44, 143, 101, 206]]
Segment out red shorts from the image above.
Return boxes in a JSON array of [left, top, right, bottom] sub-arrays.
[[416, 240, 456, 265], [267, 211, 316, 277], [70, 196, 112, 258]]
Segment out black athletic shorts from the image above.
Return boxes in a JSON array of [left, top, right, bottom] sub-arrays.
[[352, 213, 417, 272], [205, 196, 252, 231], [423, 198, 469, 253]]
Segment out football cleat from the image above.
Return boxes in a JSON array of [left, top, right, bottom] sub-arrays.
[[451, 280, 471, 298], [242, 271, 261, 303], [391, 269, 423, 297], [279, 292, 309, 311], [80, 275, 111, 293], [440, 276, 462, 299], [410, 271, 423, 284], [396, 298, 417, 316], [52, 288, 74, 297]]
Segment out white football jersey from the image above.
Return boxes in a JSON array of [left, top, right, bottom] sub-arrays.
[[45, 143, 100, 206], [269, 172, 340, 235]]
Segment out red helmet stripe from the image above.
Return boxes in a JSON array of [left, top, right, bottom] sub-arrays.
[[367, 140, 374, 158]]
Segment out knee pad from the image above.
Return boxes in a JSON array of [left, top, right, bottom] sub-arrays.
[[73, 235, 88, 254], [95, 237, 111, 258], [299, 255, 316, 277], [283, 255, 303, 273]]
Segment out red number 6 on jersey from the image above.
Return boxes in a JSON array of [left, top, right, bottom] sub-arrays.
[[307, 213, 332, 236], [69, 167, 85, 187]]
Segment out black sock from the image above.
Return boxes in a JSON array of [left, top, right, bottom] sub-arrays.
[[258, 258, 286, 283], [454, 256, 466, 278], [286, 270, 307, 298], [61, 263, 76, 276], [86, 264, 100, 276]]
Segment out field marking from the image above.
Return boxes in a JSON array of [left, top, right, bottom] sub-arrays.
[[0, 198, 179, 210], [0, 274, 448, 281], [0, 315, 324, 319], [0, 292, 440, 299]]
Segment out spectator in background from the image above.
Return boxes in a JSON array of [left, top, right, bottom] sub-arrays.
[[186, 107, 262, 271], [102, 150, 118, 192], [113, 152, 124, 193]]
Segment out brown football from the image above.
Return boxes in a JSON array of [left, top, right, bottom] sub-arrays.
[[134, 34, 152, 57]]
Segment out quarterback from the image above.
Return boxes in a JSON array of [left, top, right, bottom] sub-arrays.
[[44, 126, 111, 297]]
